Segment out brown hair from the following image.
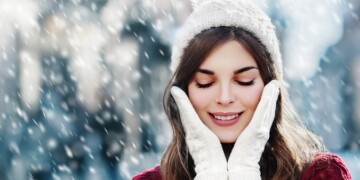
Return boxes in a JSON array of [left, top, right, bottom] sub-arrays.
[[161, 26, 325, 180]]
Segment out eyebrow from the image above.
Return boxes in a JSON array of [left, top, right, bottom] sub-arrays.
[[234, 66, 258, 74], [197, 66, 258, 75]]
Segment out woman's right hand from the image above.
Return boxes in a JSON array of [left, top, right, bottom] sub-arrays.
[[171, 86, 228, 180]]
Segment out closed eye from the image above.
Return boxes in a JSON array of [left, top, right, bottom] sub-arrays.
[[236, 79, 255, 86], [196, 82, 213, 88]]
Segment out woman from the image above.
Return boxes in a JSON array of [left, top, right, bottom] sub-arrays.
[[133, 0, 352, 179]]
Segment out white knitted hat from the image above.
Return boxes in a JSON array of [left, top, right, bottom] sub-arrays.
[[171, 0, 282, 78]]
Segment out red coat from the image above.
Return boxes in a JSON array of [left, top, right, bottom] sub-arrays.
[[132, 153, 352, 180]]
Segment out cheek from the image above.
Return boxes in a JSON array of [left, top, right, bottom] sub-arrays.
[[238, 84, 264, 109], [188, 86, 212, 112]]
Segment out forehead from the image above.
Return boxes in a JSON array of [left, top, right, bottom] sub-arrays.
[[199, 40, 257, 70]]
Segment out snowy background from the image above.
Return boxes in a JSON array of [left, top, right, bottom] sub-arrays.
[[0, 0, 359, 179]]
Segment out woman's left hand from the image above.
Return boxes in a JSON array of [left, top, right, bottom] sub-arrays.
[[227, 80, 280, 180]]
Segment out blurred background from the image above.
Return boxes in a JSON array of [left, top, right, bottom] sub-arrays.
[[0, 0, 359, 179]]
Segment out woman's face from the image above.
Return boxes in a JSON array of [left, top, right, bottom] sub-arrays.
[[188, 40, 265, 143]]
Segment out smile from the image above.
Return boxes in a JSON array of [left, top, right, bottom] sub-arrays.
[[213, 114, 239, 121], [209, 112, 243, 126]]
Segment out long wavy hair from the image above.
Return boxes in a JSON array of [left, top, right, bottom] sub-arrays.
[[161, 26, 325, 180]]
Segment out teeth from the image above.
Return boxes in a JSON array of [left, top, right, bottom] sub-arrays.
[[214, 114, 239, 121]]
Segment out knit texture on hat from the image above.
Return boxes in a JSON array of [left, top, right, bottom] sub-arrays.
[[171, 0, 282, 78]]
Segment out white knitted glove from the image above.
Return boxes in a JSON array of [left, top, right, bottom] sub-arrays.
[[171, 87, 228, 180], [228, 80, 279, 180]]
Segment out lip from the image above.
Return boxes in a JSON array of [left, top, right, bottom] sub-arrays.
[[209, 112, 243, 126]]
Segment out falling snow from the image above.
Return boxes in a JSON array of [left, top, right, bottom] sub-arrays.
[[0, 0, 360, 179]]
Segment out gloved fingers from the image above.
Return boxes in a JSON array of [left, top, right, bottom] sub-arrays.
[[247, 80, 279, 131], [262, 80, 279, 129], [170, 86, 213, 134]]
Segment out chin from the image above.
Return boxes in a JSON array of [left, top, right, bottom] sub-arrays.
[[219, 137, 237, 143], [216, 131, 242, 143]]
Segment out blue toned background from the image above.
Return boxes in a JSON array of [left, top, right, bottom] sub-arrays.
[[0, 0, 359, 179]]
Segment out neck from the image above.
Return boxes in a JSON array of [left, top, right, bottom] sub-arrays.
[[221, 143, 235, 160]]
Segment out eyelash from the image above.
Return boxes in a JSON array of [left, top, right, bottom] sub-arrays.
[[236, 80, 255, 86], [196, 82, 213, 88], [196, 79, 255, 89]]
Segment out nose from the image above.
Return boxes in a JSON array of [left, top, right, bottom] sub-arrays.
[[215, 84, 235, 106]]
